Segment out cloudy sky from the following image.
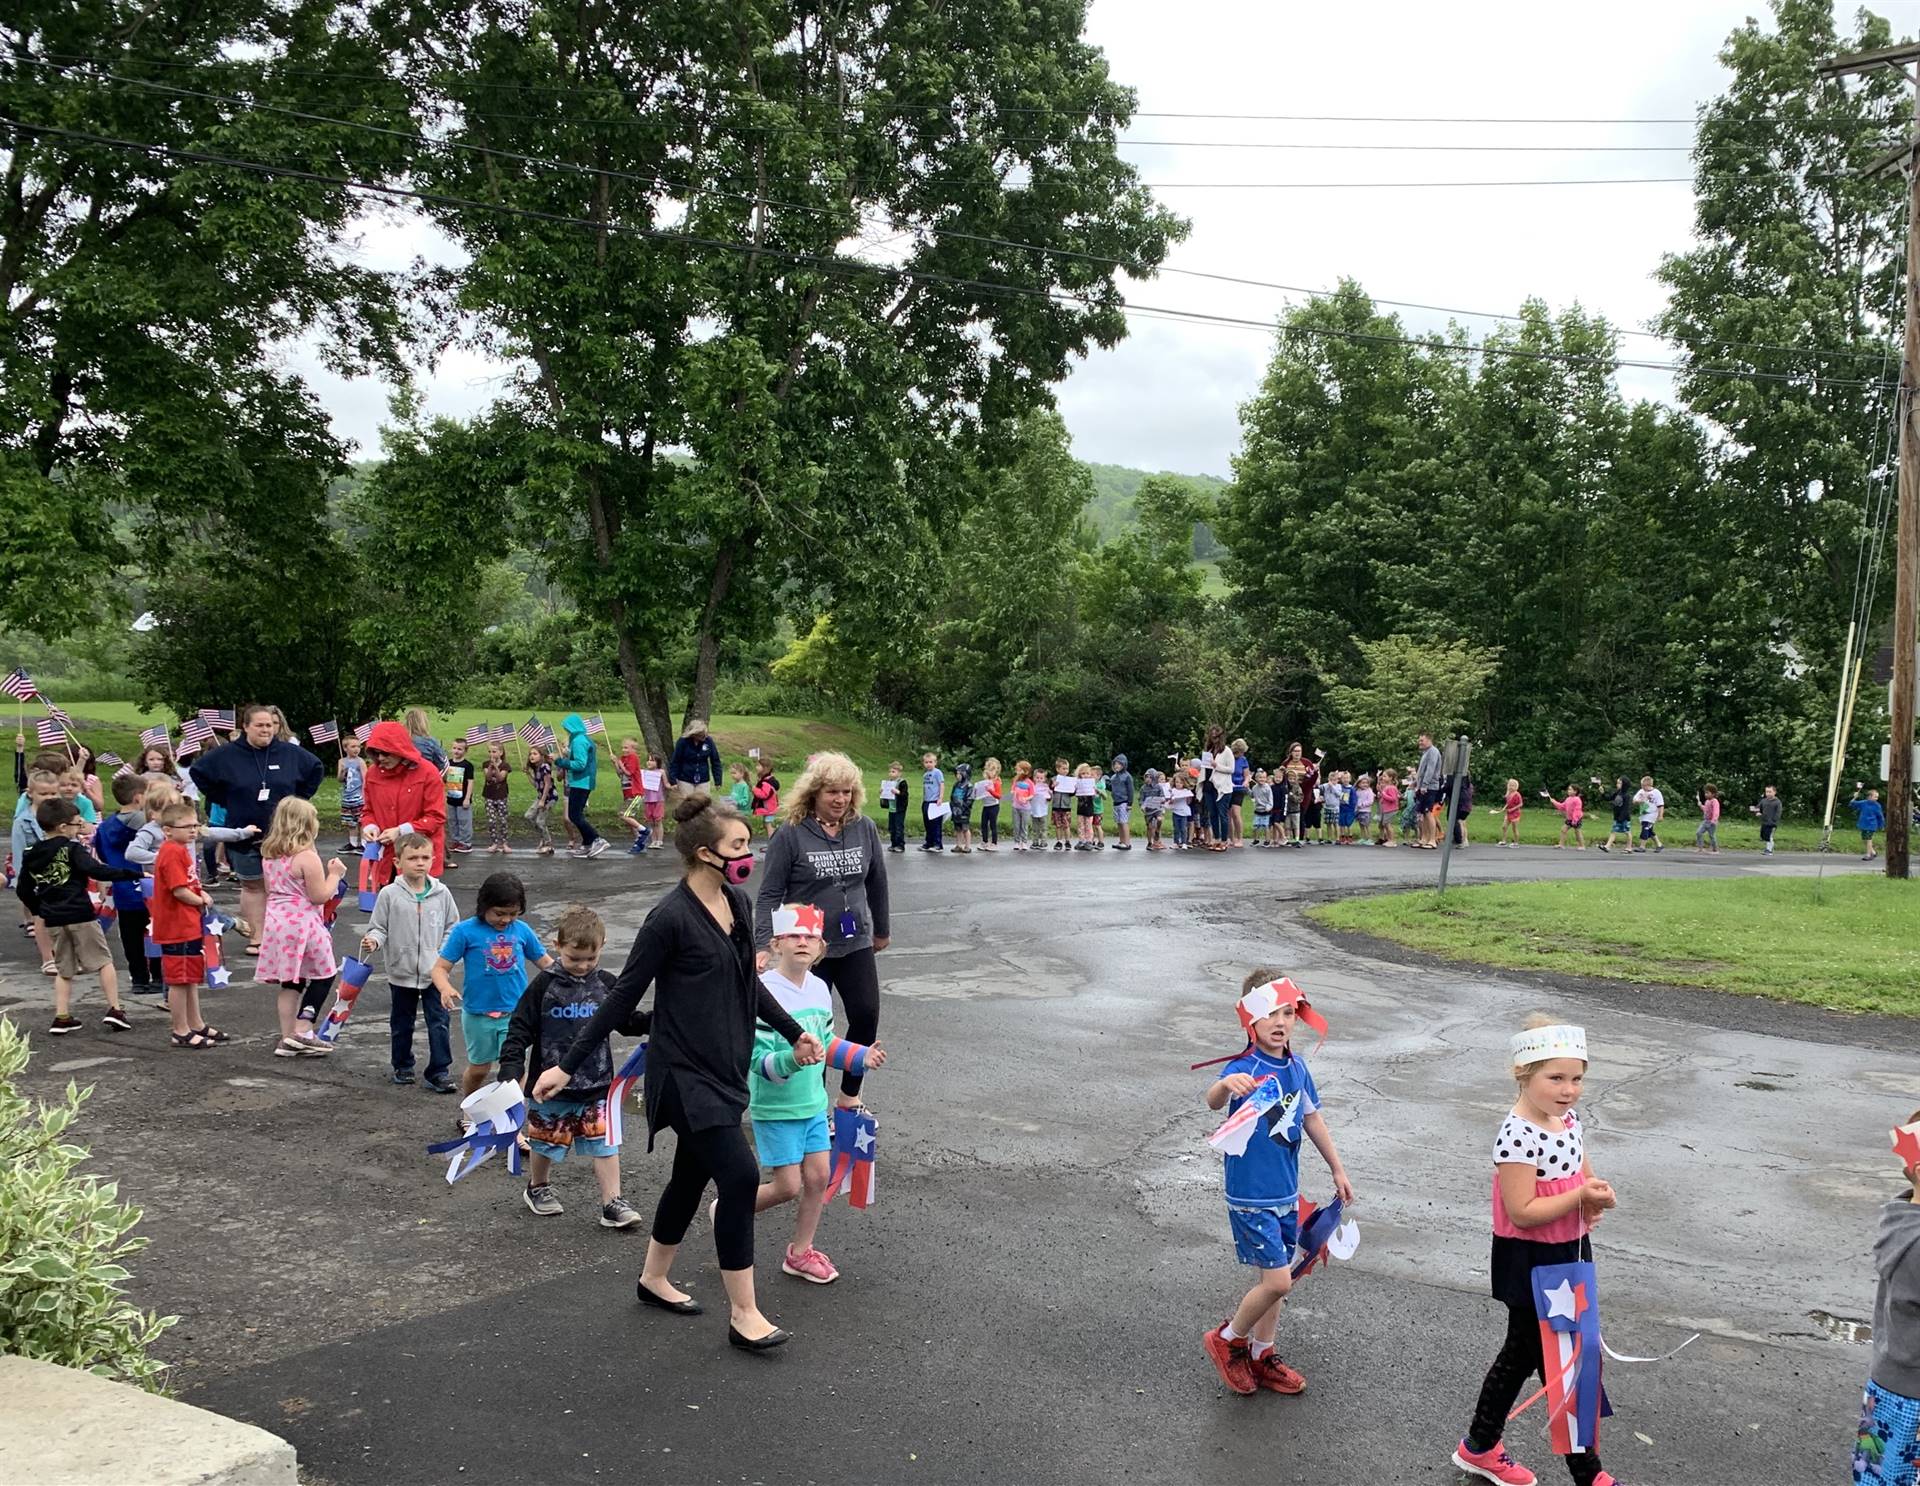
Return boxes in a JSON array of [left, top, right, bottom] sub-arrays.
[[297, 0, 1920, 479]]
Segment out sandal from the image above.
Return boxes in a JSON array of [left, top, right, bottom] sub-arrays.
[[41, 960, 57, 975], [170, 1031, 212, 1049], [195, 1026, 231, 1044], [243, 943, 263, 956]]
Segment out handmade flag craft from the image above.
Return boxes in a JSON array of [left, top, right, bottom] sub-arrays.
[[202, 905, 234, 990], [1207, 1074, 1282, 1156], [1, 668, 36, 701], [139, 876, 157, 957], [425, 1080, 526, 1183], [1290, 1195, 1360, 1279], [607, 1042, 647, 1148], [357, 838, 383, 911], [1509, 1261, 1610, 1455], [822, 1037, 879, 1076], [314, 957, 373, 1044], [309, 721, 339, 746], [93, 886, 115, 930], [139, 725, 168, 749], [1895, 1120, 1920, 1173], [35, 718, 65, 746], [1191, 976, 1330, 1071], [826, 1105, 877, 1209]]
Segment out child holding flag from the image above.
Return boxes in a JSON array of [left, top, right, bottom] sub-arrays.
[[337, 734, 365, 854], [749, 903, 886, 1284], [1201, 972, 1353, 1397]]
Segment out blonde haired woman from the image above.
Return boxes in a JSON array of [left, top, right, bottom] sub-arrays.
[[751, 752, 890, 1112]]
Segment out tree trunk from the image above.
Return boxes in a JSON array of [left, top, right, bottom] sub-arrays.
[[606, 598, 673, 761], [683, 533, 754, 732]]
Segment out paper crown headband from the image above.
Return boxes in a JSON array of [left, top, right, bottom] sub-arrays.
[[1510, 1023, 1587, 1065], [770, 903, 826, 939], [1237, 978, 1329, 1049], [1893, 1120, 1920, 1172]]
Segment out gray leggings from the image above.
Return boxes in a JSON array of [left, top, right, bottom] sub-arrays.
[[1695, 820, 1717, 847], [523, 799, 554, 849]]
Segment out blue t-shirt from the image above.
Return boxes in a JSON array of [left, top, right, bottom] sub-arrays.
[[923, 767, 944, 803], [1218, 1048, 1320, 1207], [1854, 798, 1886, 833], [438, 916, 548, 1016]]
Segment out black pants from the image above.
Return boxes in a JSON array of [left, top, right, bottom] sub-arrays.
[[979, 804, 999, 844], [650, 1075, 759, 1271], [279, 977, 335, 1020], [116, 907, 160, 987], [815, 947, 881, 1098], [888, 806, 907, 849], [1466, 1304, 1604, 1484]]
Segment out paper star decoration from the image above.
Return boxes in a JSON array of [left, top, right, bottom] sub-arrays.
[[1544, 1278, 1579, 1320], [207, 966, 232, 989], [1895, 1121, 1920, 1171]]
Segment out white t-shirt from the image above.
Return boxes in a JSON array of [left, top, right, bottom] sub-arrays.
[[1636, 787, 1664, 823]]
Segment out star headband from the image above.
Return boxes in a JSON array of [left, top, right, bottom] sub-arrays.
[[1893, 1120, 1920, 1172], [770, 903, 826, 939], [1236, 977, 1329, 1050], [1510, 1023, 1587, 1065]]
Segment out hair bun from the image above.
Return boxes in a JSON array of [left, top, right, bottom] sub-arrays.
[[673, 791, 713, 824]]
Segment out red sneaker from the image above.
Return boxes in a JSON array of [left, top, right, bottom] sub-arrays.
[[1250, 1353, 1305, 1394], [1201, 1326, 1256, 1395], [1450, 1440, 1536, 1485]]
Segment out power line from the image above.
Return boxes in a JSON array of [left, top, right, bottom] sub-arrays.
[[3, 116, 1898, 393], [1140, 177, 1701, 188]]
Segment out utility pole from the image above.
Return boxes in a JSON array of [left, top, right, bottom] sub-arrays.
[[1817, 42, 1920, 879]]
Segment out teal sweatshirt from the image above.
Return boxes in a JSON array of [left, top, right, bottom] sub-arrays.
[[749, 967, 836, 1122]]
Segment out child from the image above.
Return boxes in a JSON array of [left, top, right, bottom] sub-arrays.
[[750, 903, 888, 1283], [729, 762, 753, 816], [337, 734, 366, 854], [524, 744, 557, 856], [978, 758, 1003, 851], [1856, 1109, 1920, 1486], [127, 777, 261, 886], [1074, 763, 1099, 851], [1376, 769, 1399, 847], [1029, 767, 1052, 850], [360, 833, 459, 1092], [1493, 779, 1522, 847], [16, 798, 141, 1035], [1051, 757, 1074, 851], [1450, 1017, 1616, 1486], [617, 738, 643, 804], [1250, 770, 1273, 847], [444, 738, 475, 859], [949, 763, 975, 854], [1142, 768, 1167, 850], [1318, 771, 1343, 844], [619, 790, 652, 855], [1109, 754, 1134, 850], [1010, 761, 1035, 851], [498, 903, 646, 1228], [1631, 775, 1664, 854], [255, 798, 345, 1060], [482, 742, 513, 854], [752, 759, 781, 839], [1696, 786, 1723, 855], [642, 752, 666, 847], [1090, 766, 1108, 849], [431, 872, 556, 1098], [1337, 769, 1358, 844], [1171, 774, 1193, 849], [920, 752, 945, 853], [1353, 774, 1374, 845], [1202, 974, 1353, 1397], [883, 761, 909, 853], [1751, 784, 1783, 855], [1597, 777, 1632, 854], [12, 768, 59, 972], [1541, 785, 1584, 849], [94, 774, 160, 995], [149, 802, 227, 1049], [1854, 786, 1886, 861]]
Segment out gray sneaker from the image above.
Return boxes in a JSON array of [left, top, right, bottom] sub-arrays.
[[523, 1184, 563, 1217], [586, 838, 609, 859], [600, 1196, 643, 1229]]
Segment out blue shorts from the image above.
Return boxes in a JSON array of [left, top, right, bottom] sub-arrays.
[[1610, 819, 1630, 835], [225, 843, 263, 881], [1228, 1204, 1299, 1270], [1252, 813, 1270, 828], [1639, 820, 1658, 840], [1112, 803, 1131, 824], [1857, 1377, 1920, 1486], [461, 1010, 512, 1065], [754, 1111, 830, 1169], [524, 1096, 615, 1160]]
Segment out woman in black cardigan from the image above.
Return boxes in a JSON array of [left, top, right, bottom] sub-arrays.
[[536, 793, 823, 1350]]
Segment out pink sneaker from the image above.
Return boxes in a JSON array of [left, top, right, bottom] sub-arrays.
[[782, 1245, 839, 1284], [1450, 1440, 1536, 1486]]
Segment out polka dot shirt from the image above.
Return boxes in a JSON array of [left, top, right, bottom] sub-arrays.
[[1492, 1108, 1583, 1181]]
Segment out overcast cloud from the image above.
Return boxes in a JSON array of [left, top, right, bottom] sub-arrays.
[[297, 0, 1920, 479]]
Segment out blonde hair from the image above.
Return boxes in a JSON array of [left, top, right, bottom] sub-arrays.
[[552, 903, 606, 949], [782, 750, 867, 826], [262, 796, 321, 859], [984, 757, 1002, 779], [1512, 1011, 1583, 1085], [140, 777, 182, 819], [24, 768, 60, 794]]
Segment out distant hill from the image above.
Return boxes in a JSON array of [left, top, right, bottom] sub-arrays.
[[1083, 462, 1228, 557]]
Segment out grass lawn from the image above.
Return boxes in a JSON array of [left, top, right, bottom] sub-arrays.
[[1307, 876, 1920, 1016]]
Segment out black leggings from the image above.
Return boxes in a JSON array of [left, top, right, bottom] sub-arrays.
[[815, 947, 880, 1098], [117, 908, 160, 986], [650, 1075, 760, 1271], [979, 804, 999, 844], [1466, 1304, 1604, 1484]]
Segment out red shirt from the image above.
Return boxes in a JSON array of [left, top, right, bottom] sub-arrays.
[[150, 840, 204, 943], [1504, 790, 1523, 822]]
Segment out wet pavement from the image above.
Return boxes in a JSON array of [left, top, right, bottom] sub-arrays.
[[2, 839, 1900, 1485]]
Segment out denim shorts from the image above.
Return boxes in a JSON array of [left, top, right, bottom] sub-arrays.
[[1253, 813, 1270, 828], [754, 1111, 830, 1168], [1228, 1204, 1299, 1270], [225, 843, 263, 881], [1112, 803, 1131, 824]]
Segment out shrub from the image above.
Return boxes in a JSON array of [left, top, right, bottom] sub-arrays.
[[0, 1019, 175, 1391]]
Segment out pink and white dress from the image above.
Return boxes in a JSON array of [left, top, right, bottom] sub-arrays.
[[254, 855, 339, 985], [1488, 1106, 1591, 1307]]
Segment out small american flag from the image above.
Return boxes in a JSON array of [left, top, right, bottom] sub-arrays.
[[96, 752, 123, 768], [175, 734, 201, 760], [540, 725, 559, 751], [353, 722, 374, 743], [113, 763, 136, 780], [309, 720, 339, 745], [517, 717, 545, 748], [139, 725, 168, 749], [179, 717, 214, 747], [42, 701, 73, 727], [491, 722, 516, 744], [35, 718, 65, 746], [199, 708, 235, 728], [585, 714, 607, 737], [464, 723, 489, 745], [1, 669, 36, 701]]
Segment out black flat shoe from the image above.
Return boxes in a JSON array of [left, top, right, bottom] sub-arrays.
[[636, 1280, 702, 1315], [727, 1325, 791, 1352]]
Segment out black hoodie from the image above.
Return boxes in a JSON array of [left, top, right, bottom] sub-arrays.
[[16, 836, 142, 927]]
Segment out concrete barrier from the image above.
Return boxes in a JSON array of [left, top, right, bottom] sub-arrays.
[[0, 1355, 297, 1485]]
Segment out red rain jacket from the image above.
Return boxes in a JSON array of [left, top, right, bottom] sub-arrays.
[[359, 721, 448, 880]]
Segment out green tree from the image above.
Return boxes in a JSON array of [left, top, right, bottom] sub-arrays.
[[1323, 633, 1501, 770]]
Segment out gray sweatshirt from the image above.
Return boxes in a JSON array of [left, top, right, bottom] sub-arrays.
[[752, 814, 890, 958], [1875, 1196, 1920, 1396], [362, 876, 459, 989], [126, 818, 257, 866]]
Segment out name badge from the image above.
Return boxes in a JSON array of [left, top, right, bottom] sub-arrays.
[[268, 763, 280, 770], [839, 910, 858, 938], [257, 787, 271, 801]]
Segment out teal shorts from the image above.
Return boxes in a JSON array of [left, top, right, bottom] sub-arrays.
[[461, 1011, 512, 1066], [754, 1111, 831, 1168]]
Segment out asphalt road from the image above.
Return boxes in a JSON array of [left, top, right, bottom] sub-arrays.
[[2, 837, 1901, 1485]]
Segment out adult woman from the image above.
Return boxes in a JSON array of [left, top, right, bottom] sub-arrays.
[[1281, 742, 1308, 847], [1203, 725, 1234, 852], [1227, 738, 1250, 848], [535, 795, 822, 1349], [752, 752, 890, 1112]]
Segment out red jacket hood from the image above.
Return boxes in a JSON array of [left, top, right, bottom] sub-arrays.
[[365, 721, 424, 769]]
